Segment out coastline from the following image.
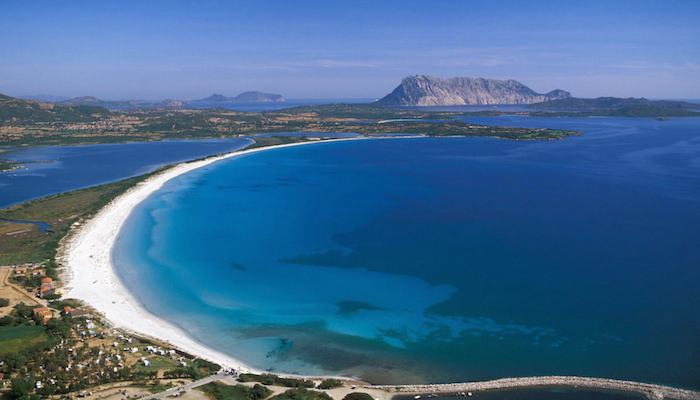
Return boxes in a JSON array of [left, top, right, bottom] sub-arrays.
[[54, 135, 700, 400], [58, 137, 367, 376]]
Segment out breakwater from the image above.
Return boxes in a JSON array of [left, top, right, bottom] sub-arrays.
[[368, 376, 700, 400]]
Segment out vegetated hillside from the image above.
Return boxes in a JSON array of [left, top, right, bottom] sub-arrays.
[[57, 96, 188, 109], [264, 102, 428, 119], [376, 75, 571, 106], [528, 97, 700, 111], [0, 93, 110, 123]]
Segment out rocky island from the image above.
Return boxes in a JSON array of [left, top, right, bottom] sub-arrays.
[[192, 91, 284, 103], [376, 75, 570, 106]]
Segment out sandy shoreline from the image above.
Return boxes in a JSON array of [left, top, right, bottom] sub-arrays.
[[59, 138, 365, 375], [55, 135, 700, 399]]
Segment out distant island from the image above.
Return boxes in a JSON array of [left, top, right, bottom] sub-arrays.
[[17, 91, 286, 110], [376, 75, 570, 106], [57, 96, 189, 109], [192, 91, 284, 103]]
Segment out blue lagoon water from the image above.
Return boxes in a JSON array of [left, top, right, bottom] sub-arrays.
[[113, 117, 700, 387], [0, 138, 251, 208]]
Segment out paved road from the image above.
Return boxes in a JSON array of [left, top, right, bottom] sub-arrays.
[[139, 371, 229, 399]]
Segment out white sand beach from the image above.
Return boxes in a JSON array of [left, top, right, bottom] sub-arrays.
[[50, 135, 700, 400], [59, 138, 364, 374]]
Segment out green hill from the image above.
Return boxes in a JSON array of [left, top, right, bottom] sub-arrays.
[[0, 93, 111, 123]]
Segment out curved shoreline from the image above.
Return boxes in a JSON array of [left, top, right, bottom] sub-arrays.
[[59, 138, 367, 375], [57, 136, 699, 400]]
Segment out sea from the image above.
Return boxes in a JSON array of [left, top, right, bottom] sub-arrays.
[[111, 115, 700, 388]]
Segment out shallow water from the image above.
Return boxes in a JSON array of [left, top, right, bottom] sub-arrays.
[[114, 117, 700, 387]]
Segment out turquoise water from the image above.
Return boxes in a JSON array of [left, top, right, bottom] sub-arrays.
[[114, 117, 700, 387]]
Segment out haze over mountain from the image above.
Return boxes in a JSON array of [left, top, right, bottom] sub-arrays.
[[376, 75, 571, 106], [192, 91, 284, 103], [57, 96, 188, 109], [0, 93, 110, 123]]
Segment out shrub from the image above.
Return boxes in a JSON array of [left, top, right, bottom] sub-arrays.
[[318, 379, 343, 390], [343, 393, 374, 400]]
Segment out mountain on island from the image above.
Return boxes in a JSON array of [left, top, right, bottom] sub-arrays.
[[528, 97, 700, 111], [193, 91, 284, 103], [56, 96, 189, 109], [376, 75, 571, 106]]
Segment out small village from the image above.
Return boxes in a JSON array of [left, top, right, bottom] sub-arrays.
[[0, 262, 383, 400], [0, 262, 225, 399]]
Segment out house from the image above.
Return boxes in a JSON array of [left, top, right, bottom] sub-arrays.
[[32, 307, 52, 324], [32, 306, 50, 315], [40, 277, 53, 285], [31, 269, 45, 276], [64, 306, 72, 316]]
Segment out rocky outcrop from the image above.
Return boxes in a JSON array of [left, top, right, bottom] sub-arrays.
[[377, 75, 570, 106]]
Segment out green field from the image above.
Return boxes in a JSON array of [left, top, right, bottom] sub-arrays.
[[0, 325, 47, 354], [0, 166, 170, 264]]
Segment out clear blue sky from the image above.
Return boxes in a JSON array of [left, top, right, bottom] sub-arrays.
[[1, 0, 699, 100]]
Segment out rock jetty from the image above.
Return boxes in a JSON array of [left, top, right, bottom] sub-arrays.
[[368, 376, 700, 400]]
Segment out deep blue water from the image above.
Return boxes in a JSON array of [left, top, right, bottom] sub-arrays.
[[113, 117, 700, 387], [0, 138, 251, 208]]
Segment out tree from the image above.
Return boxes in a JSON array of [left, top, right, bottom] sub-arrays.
[[9, 377, 31, 399], [318, 379, 343, 390]]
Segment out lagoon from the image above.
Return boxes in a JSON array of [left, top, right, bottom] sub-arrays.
[[0, 138, 251, 208]]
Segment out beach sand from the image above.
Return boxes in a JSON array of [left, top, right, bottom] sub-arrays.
[[59, 138, 365, 374], [56, 136, 700, 400]]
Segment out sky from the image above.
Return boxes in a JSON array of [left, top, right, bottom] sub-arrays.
[[1, 0, 699, 100]]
